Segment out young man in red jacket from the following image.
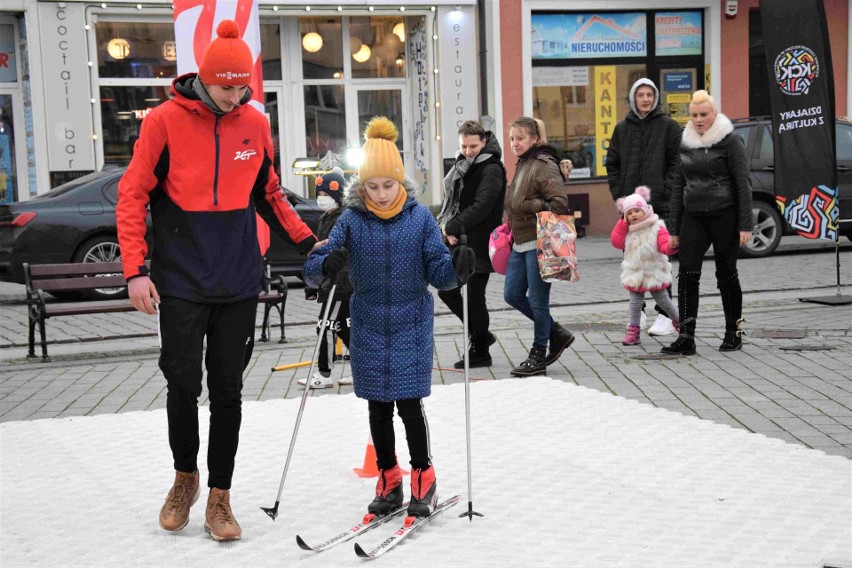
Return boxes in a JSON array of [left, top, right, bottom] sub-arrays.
[[117, 21, 317, 542]]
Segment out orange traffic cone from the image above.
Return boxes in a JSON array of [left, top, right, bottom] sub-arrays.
[[353, 436, 408, 478]]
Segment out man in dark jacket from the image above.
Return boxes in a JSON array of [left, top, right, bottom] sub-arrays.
[[117, 21, 317, 542], [606, 78, 682, 337], [436, 121, 507, 368]]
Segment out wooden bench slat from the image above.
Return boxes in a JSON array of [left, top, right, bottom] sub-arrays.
[[34, 275, 129, 292], [29, 262, 125, 277], [47, 301, 135, 317]]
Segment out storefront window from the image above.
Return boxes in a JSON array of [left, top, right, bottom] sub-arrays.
[[358, 89, 404, 151], [533, 64, 645, 178], [96, 22, 177, 79], [100, 85, 170, 165], [261, 23, 282, 81], [350, 17, 406, 79], [300, 17, 343, 80], [304, 85, 346, 157]]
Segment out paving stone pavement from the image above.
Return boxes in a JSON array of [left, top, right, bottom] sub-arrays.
[[1, 236, 850, 459]]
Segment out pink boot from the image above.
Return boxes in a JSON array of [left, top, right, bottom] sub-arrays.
[[621, 325, 641, 346]]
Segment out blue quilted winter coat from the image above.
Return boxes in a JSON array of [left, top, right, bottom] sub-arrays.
[[304, 178, 457, 402]]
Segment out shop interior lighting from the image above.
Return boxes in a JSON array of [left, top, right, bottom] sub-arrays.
[[352, 44, 371, 63], [292, 157, 320, 169], [393, 22, 405, 42], [346, 147, 364, 169], [302, 31, 323, 53]]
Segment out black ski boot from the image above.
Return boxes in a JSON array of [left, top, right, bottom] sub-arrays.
[[407, 465, 437, 518], [545, 322, 575, 365], [718, 273, 745, 352], [367, 465, 404, 516], [661, 271, 700, 356], [453, 332, 495, 369], [510, 347, 547, 377]]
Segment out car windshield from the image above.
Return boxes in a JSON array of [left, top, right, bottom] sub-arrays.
[[37, 172, 113, 199]]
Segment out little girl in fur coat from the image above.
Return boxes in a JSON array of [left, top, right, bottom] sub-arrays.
[[610, 186, 680, 346]]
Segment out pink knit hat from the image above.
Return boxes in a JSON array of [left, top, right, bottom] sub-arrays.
[[617, 185, 651, 216]]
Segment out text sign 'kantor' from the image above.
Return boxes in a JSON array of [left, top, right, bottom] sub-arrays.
[[38, 2, 95, 173], [438, 5, 479, 158]]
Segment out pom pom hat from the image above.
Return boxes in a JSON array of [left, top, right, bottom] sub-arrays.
[[358, 117, 405, 183], [199, 20, 254, 86], [617, 185, 652, 216], [315, 167, 346, 204]]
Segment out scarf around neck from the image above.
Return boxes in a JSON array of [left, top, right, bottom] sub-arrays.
[[436, 152, 492, 228], [363, 187, 408, 220]]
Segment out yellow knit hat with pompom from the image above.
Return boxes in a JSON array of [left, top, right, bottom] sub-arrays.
[[359, 116, 405, 183]]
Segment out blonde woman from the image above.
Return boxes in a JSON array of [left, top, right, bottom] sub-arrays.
[[663, 90, 753, 356]]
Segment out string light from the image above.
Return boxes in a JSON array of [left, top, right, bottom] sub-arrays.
[[305, 5, 311, 11], [368, 6, 374, 11], [400, 7, 406, 12], [273, 5, 278, 10], [337, 5, 343, 11]]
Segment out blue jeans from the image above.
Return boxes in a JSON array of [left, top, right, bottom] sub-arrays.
[[503, 248, 552, 348]]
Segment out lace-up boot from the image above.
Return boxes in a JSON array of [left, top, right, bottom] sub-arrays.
[[510, 347, 548, 377], [205, 488, 242, 541], [158, 469, 200, 532]]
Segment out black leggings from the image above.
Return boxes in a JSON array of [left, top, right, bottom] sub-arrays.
[[677, 207, 740, 280], [368, 398, 431, 471], [437, 272, 491, 340]]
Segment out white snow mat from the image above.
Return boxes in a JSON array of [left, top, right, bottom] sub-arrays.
[[1, 378, 850, 568]]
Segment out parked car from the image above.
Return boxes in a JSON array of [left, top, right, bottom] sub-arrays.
[[0, 168, 321, 300], [732, 116, 852, 257]]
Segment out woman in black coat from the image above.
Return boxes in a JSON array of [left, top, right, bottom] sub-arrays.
[[663, 90, 753, 356], [436, 120, 507, 368]]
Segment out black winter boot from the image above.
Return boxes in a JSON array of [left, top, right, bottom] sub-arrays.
[[453, 332, 495, 369], [367, 465, 404, 516], [511, 347, 548, 377], [545, 322, 575, 365], [718, 272, 745, 351], [662, 271, 700, 356]]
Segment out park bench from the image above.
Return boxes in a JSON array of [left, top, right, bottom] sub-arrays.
[[23, 260, 287, 360]]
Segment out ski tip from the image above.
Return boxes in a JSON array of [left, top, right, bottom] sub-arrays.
[[354, 542, 371, 558], [296, 535, 313, 551]]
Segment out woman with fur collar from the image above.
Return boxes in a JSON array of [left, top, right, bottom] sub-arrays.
[[610, 186, 680, 346], [664, 90, 754, 356]]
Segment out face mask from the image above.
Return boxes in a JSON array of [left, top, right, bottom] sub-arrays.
[[317, 195, 338, 211]]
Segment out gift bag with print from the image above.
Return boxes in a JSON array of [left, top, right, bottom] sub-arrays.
[[535, 211, 579, 282]]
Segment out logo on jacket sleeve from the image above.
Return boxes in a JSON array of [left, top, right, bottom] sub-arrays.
[[234, 149, 257, 161]]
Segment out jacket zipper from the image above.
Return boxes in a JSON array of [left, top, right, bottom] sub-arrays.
[[213, 115, 221, 206]]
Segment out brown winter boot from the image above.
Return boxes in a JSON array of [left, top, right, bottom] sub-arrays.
[[205, 488, 242, 541], [159, 469, 201, 531]]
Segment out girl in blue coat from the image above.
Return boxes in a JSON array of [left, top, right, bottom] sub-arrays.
[[304, 117, 459, 518]]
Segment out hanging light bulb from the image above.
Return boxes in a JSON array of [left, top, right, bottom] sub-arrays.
[[302, 31, 323, 53], [352, 44, 371, 63], [392, 22, 405, 42]]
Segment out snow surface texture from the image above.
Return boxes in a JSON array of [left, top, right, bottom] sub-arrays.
[[2, 378, 850, 568]]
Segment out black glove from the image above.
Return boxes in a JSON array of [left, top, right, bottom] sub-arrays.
[[333, 268, 354, 297], [323, 248, 349, 275], [452, 243, 476, 286]]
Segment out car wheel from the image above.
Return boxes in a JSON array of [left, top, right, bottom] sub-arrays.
[[72, 235, 128, 300], [742, 201, 783, 258]]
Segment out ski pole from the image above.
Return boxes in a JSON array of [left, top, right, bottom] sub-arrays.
[[261, 283, 338, 521], [456, 234, 483, 521]]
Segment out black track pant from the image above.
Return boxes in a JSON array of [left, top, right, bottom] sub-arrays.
[[158, 295, 258, 490], [316, 297, 351, 374], [368, 398, 432, 471], [437, 272, 491, 340]]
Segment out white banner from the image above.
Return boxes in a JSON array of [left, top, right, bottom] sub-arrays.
[[438, 5, 479, 158], [37, 2, 95, 173]]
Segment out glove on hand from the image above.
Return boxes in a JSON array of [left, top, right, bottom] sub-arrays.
[[451, 244, 476, 286], [323, 248, 349, 275]]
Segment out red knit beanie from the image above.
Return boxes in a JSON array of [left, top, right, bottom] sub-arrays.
[[198, 20, 253, 86]]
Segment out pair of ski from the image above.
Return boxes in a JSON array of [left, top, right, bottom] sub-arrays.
[[296, 494, 461, 559]]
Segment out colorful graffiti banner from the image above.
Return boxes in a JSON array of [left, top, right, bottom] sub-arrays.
[[761, 0, 838, 241]]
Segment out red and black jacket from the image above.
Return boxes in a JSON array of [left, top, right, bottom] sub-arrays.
[[117, 74, 316, 302]]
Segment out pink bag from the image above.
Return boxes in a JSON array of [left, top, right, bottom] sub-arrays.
[[488, 223, 513, 275]]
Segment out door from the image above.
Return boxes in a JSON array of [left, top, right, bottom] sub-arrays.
[[349, 85, 411, 178], [0, 90, 26, 204]]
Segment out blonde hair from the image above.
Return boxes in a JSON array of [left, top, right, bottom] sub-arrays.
[[508, 117, 541, 143], [690, 90, 717, 112], [534, 118, 548, 143]]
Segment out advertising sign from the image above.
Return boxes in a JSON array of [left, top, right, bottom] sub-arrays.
[[0, 24, 17, 83], [531, 12, 646, 60], [654, 11, 702, 57], [532, 67, 589, 87], [438, 5, 479, 158], [761, 0, 837, 241]]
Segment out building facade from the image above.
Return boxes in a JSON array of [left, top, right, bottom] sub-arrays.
[[496, 0, 851, 235], [0, 0, 490, 206]]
